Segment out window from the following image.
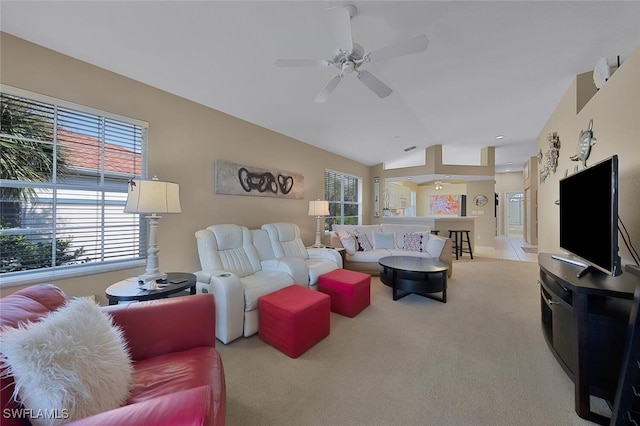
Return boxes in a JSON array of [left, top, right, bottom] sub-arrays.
[[324, 169, 361, 230], [0, 87, 147, 286]]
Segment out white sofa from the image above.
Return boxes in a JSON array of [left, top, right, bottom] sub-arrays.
[[195, 224, 300, 344], [195, 223, 342, 344], [329, 223, 453, 277], [261, 222, 342, 286]]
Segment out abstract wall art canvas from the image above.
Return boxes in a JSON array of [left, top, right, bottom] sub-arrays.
[[215, 159, 304, 199], [429, 195, 463, 215]]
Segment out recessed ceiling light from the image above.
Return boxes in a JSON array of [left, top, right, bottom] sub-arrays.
[[495, 135, 504, 140]]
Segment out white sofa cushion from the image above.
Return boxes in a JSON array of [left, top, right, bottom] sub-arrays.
[[380, 224, 431, 249], [387, 249, 435, 259], [240, 270, 295, 311], [332, 224, 380, 247], [403, 231, 430, 252], [424, 235, 447, 258], [198, 224, 262, 278], [262, 223, 340, 285], [348, 249, 392, 262], [338, 230, 358, 255], [372, 231, 396, 249], [306, 258, 340, 286], [354, 231, 373, 251], [262, 223, 309, 260]]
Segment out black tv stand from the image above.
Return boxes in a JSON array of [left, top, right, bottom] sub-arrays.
[[551, 254, 593, 278], [539, 253, 637, 424]]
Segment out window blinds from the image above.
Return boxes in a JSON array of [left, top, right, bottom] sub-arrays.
[[0, 89, 147, 279]]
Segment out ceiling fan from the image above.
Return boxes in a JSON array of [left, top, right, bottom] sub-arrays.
[[274, 4, 429, 103], [433, 180, 453, 190], [427, 179, 454, 190]]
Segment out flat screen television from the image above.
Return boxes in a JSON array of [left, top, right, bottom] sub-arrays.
[[558, 155, 621, 276]]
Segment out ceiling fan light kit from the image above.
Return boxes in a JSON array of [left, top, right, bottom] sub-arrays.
[[275, 4, 429, 103]]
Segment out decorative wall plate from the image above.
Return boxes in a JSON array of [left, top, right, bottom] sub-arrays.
[[473, 194, 488, 206]]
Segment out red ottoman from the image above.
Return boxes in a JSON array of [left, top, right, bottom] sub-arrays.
[[258, 285, 330, 358], [318, 269, 371, 317]]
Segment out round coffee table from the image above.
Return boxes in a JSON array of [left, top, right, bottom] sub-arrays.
[[379, 256, 448, 303], [105, 272, 197, 305]]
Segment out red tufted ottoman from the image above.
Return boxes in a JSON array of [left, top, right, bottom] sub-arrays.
[[318, 269, 371, 317], [258, 285, 330, 358]]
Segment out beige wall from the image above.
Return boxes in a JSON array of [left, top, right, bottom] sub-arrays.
[[537, 43, 640, 265], [466, 180, 497, 247], [0, 33, 371, 301]]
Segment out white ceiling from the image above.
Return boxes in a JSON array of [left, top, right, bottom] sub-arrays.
[[2, 1, 639, 182]]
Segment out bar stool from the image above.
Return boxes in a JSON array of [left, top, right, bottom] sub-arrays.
[[448, 230, 473, 260]]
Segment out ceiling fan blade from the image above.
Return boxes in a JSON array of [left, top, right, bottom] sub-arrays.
[[275, 58, 332, 68], [357, 71, 392, 99], [331, 5, 354, 53], [366, 34, 429, 63], [314, 74, 343, 103]]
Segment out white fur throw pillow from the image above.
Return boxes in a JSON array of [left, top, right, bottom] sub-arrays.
[[0, 297, 133, 426]]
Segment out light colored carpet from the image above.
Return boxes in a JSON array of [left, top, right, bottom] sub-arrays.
[[216, 258, 601, 425]]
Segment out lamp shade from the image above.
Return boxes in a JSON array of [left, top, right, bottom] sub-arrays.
[[308, 200, 329, 216], [124, 178, 181, 214]]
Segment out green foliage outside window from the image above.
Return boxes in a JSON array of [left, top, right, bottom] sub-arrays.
[[0, 223, 87, 273], [1, 94, 85, 272], [324, 170, 360, 230]]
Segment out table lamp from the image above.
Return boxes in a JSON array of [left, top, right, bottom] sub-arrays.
[[308, 200, 329, 248], [125, 176, 181, 289]]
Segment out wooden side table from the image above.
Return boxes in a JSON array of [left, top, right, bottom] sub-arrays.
[[106, 272, 196, 305]]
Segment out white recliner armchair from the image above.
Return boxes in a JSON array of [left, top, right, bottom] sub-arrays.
[[195, 224, 301, 344], [261, 222, 342, 287]]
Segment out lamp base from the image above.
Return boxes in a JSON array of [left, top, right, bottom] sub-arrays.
[[137, 272, 167, 290], [311, 243, 326, 249]]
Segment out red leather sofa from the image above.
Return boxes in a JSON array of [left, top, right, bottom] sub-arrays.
[[0, 284, 225, 426]]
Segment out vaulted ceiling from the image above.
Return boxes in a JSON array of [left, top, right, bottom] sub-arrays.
[[2, 1, 639, 180]]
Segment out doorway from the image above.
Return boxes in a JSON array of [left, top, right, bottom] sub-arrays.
[[506, 192, 524, 238]]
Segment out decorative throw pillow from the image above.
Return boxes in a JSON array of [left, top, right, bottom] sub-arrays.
[[404, 232, 430, 252], [338, 230, 358, 255], [372, 231, 396, 249], [425, 234, 446, 257], [0, 297, 133, 426], [354, 230, 373, 252]]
